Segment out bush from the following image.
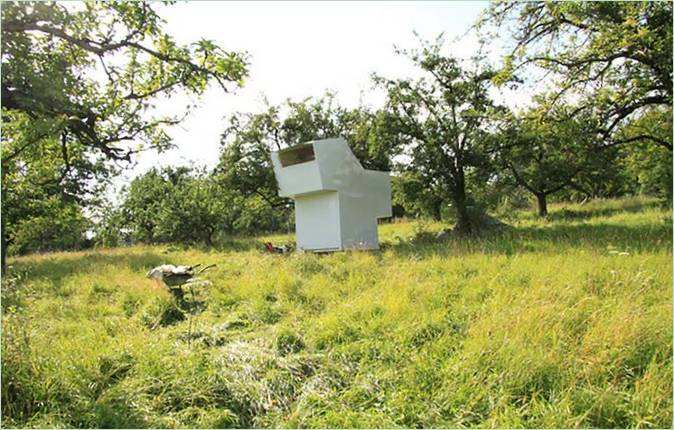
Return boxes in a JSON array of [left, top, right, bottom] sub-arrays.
[[9, 200, 89, 255]]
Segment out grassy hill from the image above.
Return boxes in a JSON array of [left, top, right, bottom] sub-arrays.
[[2, 197, 672, 428]]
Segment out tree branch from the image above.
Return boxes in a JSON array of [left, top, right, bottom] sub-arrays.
[[2, 20, 235, 93], [1, 129, 52, 165], [603, 133, 673, 151], [506, 162, 538, 195]]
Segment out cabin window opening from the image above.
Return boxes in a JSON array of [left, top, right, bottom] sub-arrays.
[[279, 145, 315, 167]]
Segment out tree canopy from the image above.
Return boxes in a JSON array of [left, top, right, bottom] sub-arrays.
[[375, 38, 503, 233], [482, 1, 672, 149], [216, 93, 394, 212], [493, 98, 605, 216], [1, 1, 249, 269], [2, 1, 248, 162]]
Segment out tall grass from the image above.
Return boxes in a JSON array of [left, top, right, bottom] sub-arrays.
[[2, 196, 671, 428]]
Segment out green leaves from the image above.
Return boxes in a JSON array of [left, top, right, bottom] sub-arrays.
[[376, 37, 503, 231], [491, 55, 515, 87], [1, 1, 249, 262], [218, 92, 395, 208], [492, 96, 625, 211], [482, 1, 672, 144], [2, 1, 249, 162], [98, 164, 289, 246]]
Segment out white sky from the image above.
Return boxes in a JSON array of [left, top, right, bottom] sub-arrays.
[[116, 1, 523, 188]]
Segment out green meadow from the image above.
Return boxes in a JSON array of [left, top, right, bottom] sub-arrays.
[[2, 197, 672, 428]]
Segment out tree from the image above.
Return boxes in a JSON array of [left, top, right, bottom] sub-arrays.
[[496, 103, 610, 217], [108, 167, 239, 246], [391, 172, 446, 220], [7, 196, 90, 256], [119, 167, 179, 243], [92, 205, 129, 248], [153, 170, 233, 246], [481, 1, 672, 150], [282, 95, 395, 171], [562, 146, 628, 201], [621, 141, 673, 201], [1, 111, 108, 260], [216, 103, 288, 212], [618, 107, 673, 201], [1, 2, 248, 270], [375, 38, 501, 234]]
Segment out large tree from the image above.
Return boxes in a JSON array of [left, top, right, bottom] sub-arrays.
[[375, 39, 502, 234], [481, 1, 672, 150], [1, 2, 248, 270], [495, 101, 607, 217]]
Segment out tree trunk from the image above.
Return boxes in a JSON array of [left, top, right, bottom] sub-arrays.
[[1, 231, 6, 276], [431, 198, 442, 221], [453, 167, 472, 235], [205, 227, 214, 247], [536, 193, 548, 217], [1, 179, 6, 274]]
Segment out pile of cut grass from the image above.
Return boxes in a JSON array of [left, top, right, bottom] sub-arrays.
[[2, 196, 671, 428]]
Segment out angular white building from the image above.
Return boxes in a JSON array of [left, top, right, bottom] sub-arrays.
[[271, 138, 391, 252]]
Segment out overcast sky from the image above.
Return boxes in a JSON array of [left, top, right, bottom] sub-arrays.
[[118, 1, 511, 188]]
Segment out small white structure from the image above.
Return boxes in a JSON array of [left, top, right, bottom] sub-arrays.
[[271, 137, 391, 252]]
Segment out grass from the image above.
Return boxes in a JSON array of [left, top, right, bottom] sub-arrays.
[[2, 196, 672, 428]]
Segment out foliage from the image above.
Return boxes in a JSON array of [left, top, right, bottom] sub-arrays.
[[481, 1, 672, 149], [3, 1, 673, 263], [1, 1, 248, 269], [493, 98, 607, 216], [8, 197, 90, 256], [229, 194, 290, 235], [560, 146, 629, 202], [1, 111, 104, 256], [375, 37, 503, 233], [621, 142, 673, 202], [118, 167, 178, 244], [616, 107, 673, 201], [391, 172, 447, 220], [92, 205, 130, 248], [153, 170, 232, 246], [1, 1, 248, 161], [101, 167, 231, 246], [3, 197, 672, 428], [96, 165, 291, 247]]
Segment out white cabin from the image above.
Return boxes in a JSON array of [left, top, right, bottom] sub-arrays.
[[271, 138, 392, 252]]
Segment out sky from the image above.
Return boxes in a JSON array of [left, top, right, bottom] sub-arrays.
[[117, 1, 507, 188]]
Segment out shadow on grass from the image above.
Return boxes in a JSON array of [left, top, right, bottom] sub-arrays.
[[8, 251, 166, 285], [89, 401, 147, 429], [384, 221, 672, 259], [545, 198, 666, 222], [188, 236, 265, 253], [7, 202, 671, 286], [7, 236, 265, 285]]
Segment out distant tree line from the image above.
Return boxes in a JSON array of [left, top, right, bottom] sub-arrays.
[[2, 1, 671, 265]]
